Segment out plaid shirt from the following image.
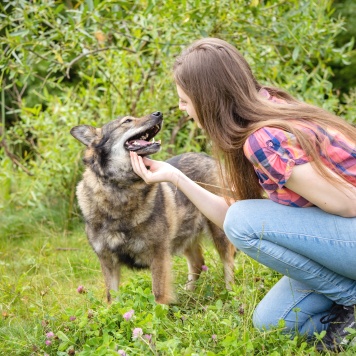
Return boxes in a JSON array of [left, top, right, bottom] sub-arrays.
[[243, 125, 356, 207]]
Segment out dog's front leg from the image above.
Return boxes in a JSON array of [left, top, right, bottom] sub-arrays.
[[97, 252, 121, 303], [150, 252, 174, 304]]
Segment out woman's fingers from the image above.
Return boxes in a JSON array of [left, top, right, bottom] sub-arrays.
[[130, 152, 142, 176], [130, 152, 176, 185], [137, 156, 150, 181], [130, 152, 152, 183]]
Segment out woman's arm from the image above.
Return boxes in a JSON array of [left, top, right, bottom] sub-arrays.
[[285, 162, 356, 217], [130, 152, 230, 229]]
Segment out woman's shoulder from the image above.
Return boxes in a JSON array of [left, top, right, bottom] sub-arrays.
[[250, 126, 290, 138], [243, 125, 310, 168], [244, 126, 296, 152]]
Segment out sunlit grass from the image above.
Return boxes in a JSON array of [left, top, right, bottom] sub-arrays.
[[0, 216, 348, 355]]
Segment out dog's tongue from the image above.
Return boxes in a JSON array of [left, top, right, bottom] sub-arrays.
[[128, 139, 151, 147]]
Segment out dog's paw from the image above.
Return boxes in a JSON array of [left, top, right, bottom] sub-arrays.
[[155, 294, 175, 305], [184, 280, 196, 291]]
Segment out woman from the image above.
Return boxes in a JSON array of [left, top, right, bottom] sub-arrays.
[[130, 38, 356, 351]]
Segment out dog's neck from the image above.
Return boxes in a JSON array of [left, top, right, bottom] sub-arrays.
[[85, 167, 149, 189]]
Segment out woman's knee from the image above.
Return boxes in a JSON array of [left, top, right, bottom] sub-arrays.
[[252, 302, 280, 331], [223, 200, 263, 249]]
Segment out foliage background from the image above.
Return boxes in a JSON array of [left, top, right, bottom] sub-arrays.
[[0, 0, 355, 354], [1, 0, 355, 234]]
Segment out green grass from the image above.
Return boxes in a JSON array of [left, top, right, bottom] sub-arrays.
[[0, 219, 353, 355]]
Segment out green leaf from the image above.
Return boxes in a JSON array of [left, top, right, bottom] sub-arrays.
[[56, 330, 71, 342], [292, 46, 300, 61]]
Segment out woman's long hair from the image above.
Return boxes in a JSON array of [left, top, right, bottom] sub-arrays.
[[173, 37, 356, 201]]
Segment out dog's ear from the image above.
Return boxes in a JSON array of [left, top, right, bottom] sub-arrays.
[[70, 125, 98, 146]]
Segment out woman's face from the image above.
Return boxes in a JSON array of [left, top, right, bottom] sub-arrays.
[[176, 85, 200, 125]]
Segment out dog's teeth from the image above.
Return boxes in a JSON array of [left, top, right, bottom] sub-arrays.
[[152, 138, 155, 143]]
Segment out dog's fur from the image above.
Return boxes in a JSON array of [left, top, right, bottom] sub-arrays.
[[70, 112, 236, 304]]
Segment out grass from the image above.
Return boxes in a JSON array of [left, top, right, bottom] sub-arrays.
[[0, 215, 354, 355]]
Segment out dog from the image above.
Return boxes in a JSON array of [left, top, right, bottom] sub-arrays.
[[70, 111, 236, 304]]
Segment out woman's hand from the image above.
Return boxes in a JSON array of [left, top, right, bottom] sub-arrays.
[[130, 151, 230, 228], [130, 151, 180, 185]]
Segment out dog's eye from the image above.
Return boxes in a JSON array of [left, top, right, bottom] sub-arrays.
[[123, 119, 132, 124]]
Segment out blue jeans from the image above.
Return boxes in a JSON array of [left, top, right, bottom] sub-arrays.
[[223, 199, 356, 338]]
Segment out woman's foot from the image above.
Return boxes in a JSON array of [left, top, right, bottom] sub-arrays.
[[316, 304, 356, 351]]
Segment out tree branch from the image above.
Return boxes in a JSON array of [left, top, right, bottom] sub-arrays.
[[27, 49, 62, 65], [97, 66, 124, 98], [0, 136, 33, 176], [65, 46, 136, 78], [130, 51, 160, 115], [167, 115, 192, 155]]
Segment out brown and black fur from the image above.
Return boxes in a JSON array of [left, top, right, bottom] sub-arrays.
[[70, 111, 236, 304]]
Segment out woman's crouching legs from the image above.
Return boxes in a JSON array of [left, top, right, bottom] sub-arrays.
[[252, 276, 332, 337]]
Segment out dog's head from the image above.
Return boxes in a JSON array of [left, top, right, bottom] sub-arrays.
[[70, 112, 163, 181]]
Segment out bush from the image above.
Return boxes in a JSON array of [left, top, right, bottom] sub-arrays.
[[0, 0, 354, 233]]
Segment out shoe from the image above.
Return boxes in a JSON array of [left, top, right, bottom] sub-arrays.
[[316, 303, 356, 352]]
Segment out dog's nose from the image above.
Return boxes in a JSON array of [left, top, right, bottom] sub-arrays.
[[152, 111, 162, 117]]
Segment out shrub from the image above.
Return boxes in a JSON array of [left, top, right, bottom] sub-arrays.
[[0, 0, 354, 233]]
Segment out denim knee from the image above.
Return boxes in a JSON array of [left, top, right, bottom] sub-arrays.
[[223, 200, 262, 250], [252, 303, 278, 331]]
